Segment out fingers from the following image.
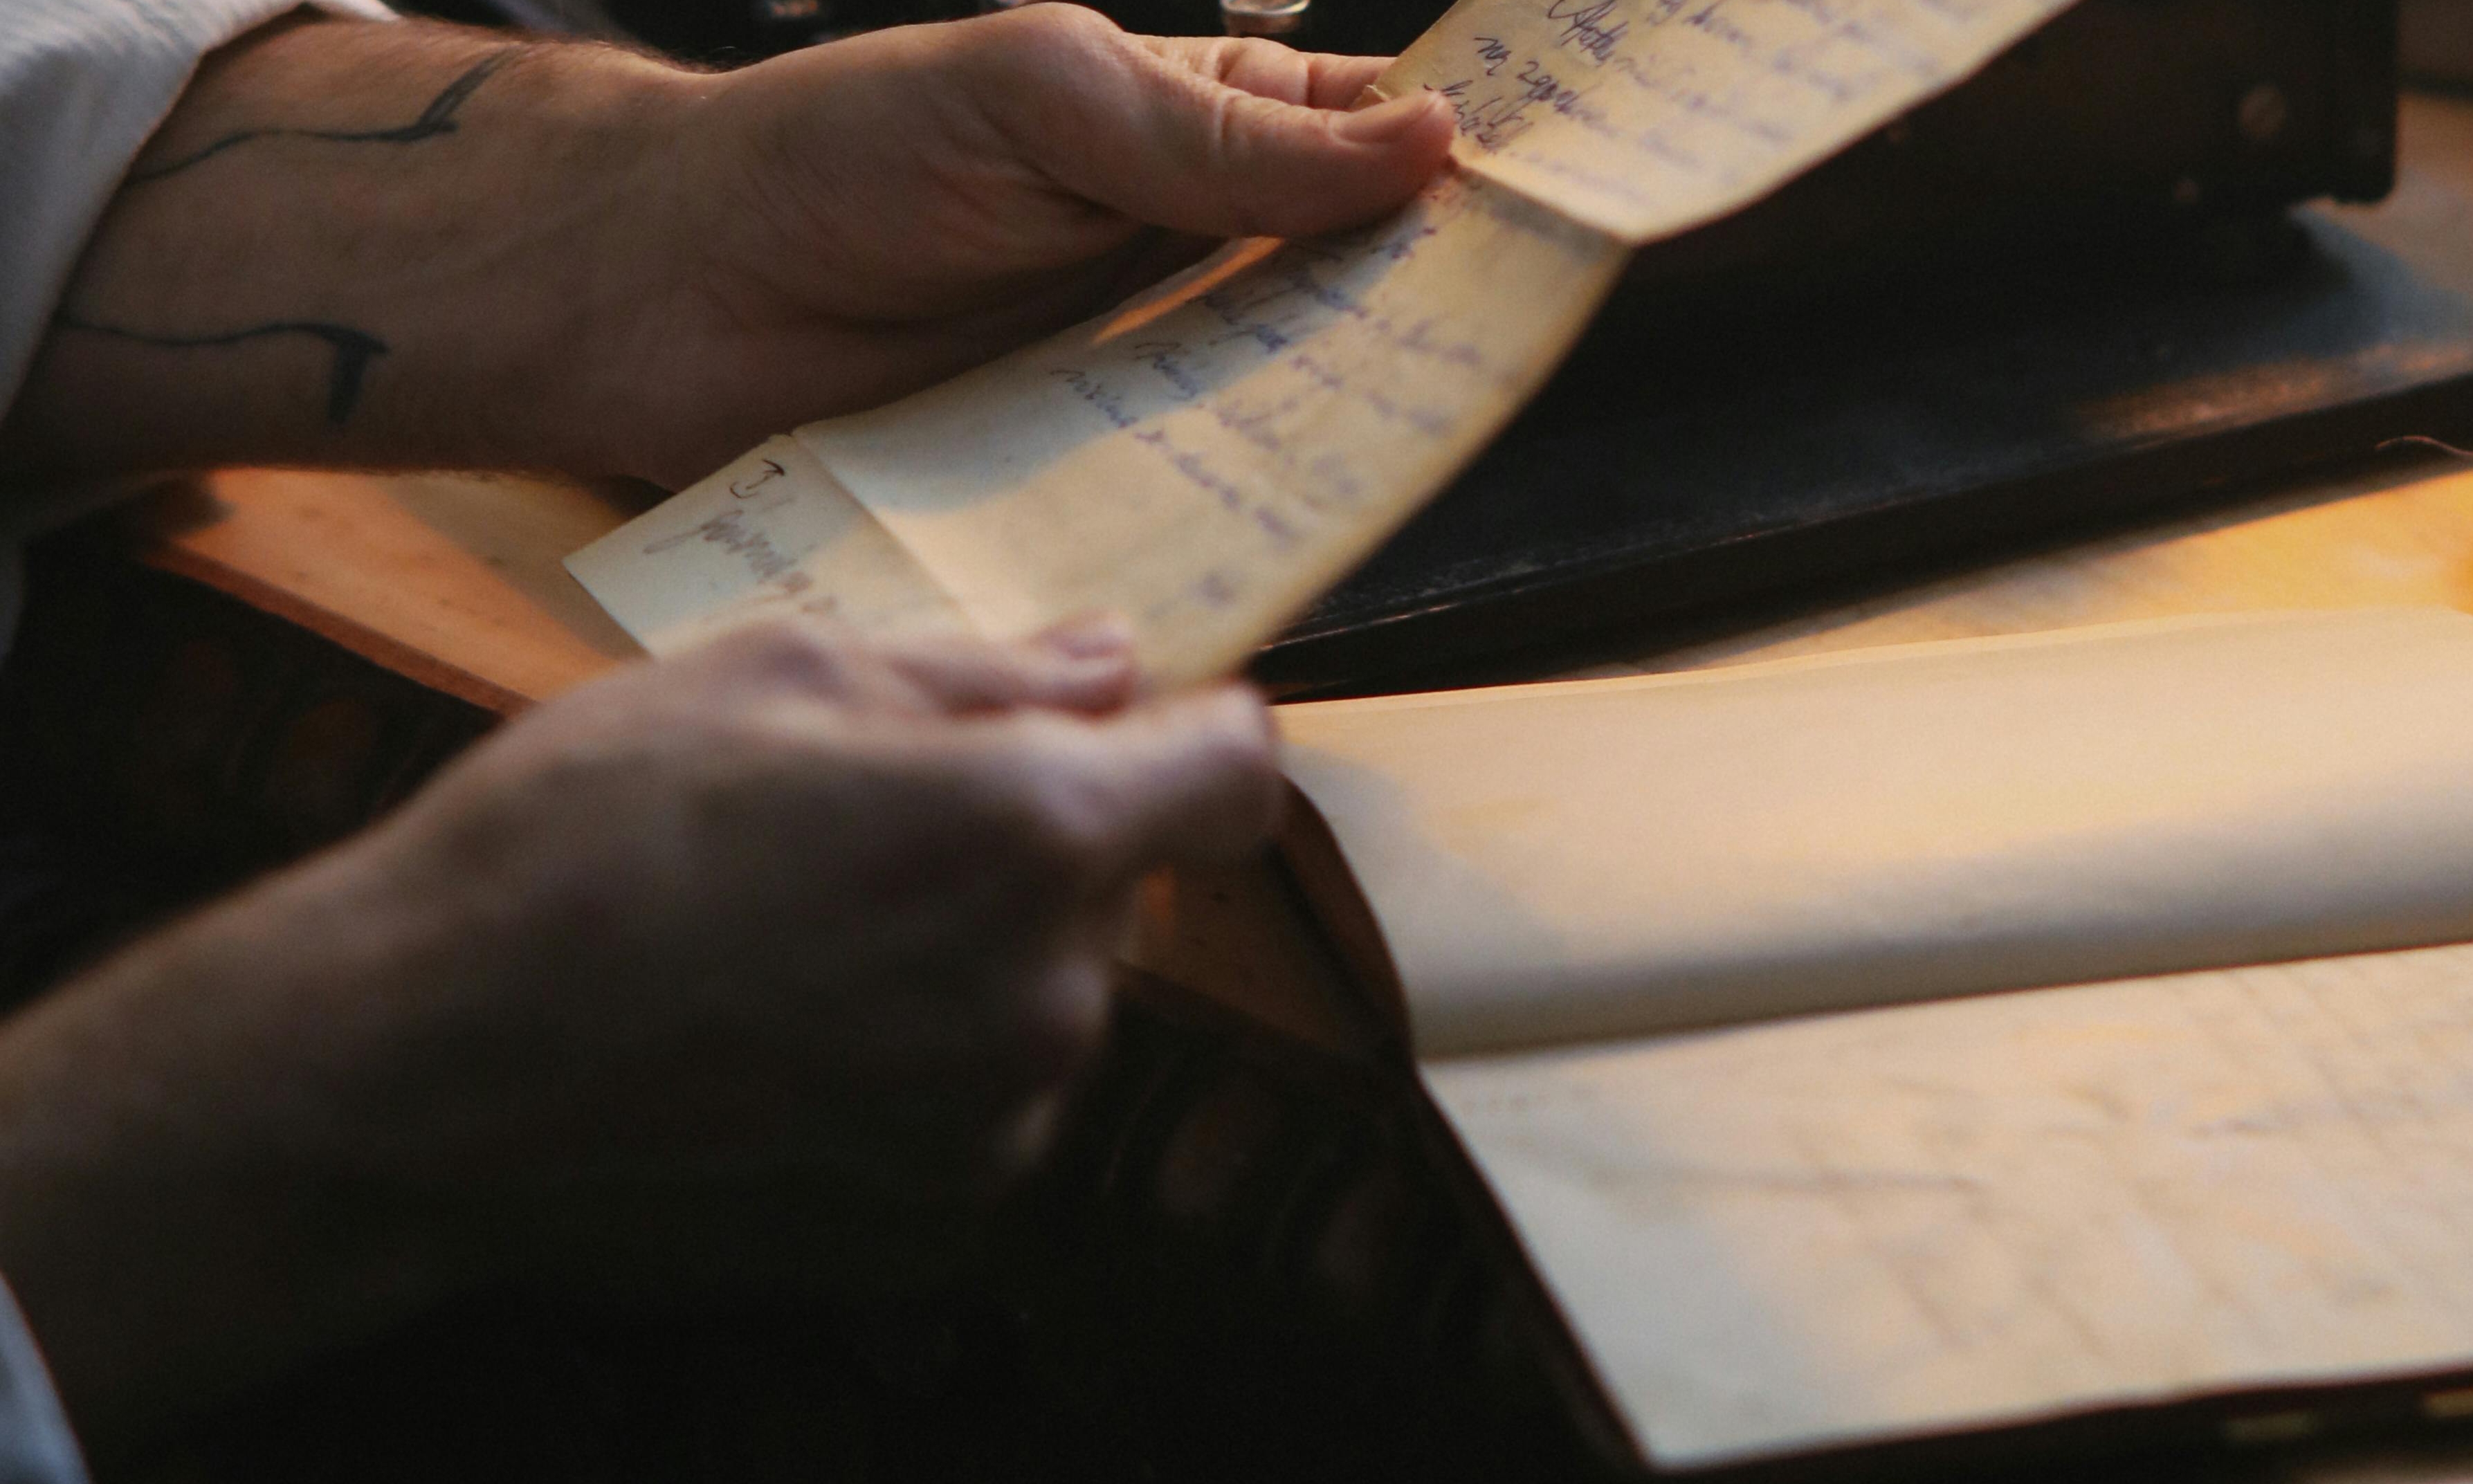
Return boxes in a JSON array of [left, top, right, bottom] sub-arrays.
[[1139, 35, 1391, 111], [877, 619, 1140, 715], [665, 616, 1279, 889], [1008, 683, 1284, 888], [1100, 685, 1286, 870], [1034, 609, 1138, 661], [979, 6, 1454, 241], [679, 615, 1141, 717]]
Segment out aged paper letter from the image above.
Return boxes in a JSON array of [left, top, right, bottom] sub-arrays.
[[798, 176, 1621, 687], [565, 435, 966, 654], [572, 176, 1623, 684], [1380, 0, 2079, 242], [570, 0, 2086, 679]]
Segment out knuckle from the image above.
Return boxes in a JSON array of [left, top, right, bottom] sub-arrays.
[[697, 619, 852, 693], [1178, 34, 1244, 80], [1184, 697, 1279, 785], [1014, 1, 1123, 50], [1217, 35, 1297, 86], [1012, 762, 1121, 878], [696, 707, 819, 773], [1201, 85, 1243, 165], [976, 0, 1122, 84], [886, 634, 1029, 702], [1005, 959, 1113, 1086], [891, 630, 1009, 671], [1203, 95, 1295, 236], [1211, 706, 1279, 773]]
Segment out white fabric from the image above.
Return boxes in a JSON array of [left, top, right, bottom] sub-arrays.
[[0, 0, 393, 654], [0, 1280, 82, 1484]]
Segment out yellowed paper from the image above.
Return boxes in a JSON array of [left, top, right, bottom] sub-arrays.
[[796, 175, 1621, 688], [565, 435, 965, 655], [1380, 0, 2077, 243], [1280, 610, 2473, 1055], [1432, 941, 2473, 1467], [570, 0, 2083, 679]]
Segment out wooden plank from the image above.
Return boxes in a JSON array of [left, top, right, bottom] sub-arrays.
[[124, 468, 646, 712]]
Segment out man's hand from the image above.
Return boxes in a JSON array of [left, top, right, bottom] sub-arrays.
[[0, 8, 1453, 486], [626, 11, 1454, 482], [0, 619, 1280, 1449]]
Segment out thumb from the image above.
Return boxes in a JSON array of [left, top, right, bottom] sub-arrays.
[[990, 10, 1455, 240]]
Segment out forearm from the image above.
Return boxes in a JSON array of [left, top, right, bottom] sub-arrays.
[[0, 15, 693, 485], [0, 8, 1453, 493], [0, 848, 479, 1455]]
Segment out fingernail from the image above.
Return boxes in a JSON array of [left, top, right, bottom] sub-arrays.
[[1336, 92, 1443, 145], [1037, 611, 1137, 661]]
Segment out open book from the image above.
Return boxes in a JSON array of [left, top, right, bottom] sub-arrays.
[[1276, 607, 2473, 1472]]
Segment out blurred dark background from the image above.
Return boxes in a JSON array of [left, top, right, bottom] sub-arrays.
[[388, 0, 1436, 68], [404, 0, 2473, 86]]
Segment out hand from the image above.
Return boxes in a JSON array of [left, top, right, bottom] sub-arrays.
[[0, 619, 1281, 1446], [0, 9, 1453, 486], [610, 7, 1457, 482], [373, 616, 1280, 1270]]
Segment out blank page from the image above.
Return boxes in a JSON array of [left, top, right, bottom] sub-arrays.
[[1280, 610, 2473, 1056]]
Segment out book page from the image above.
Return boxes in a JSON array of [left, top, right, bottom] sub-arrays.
[[1429, 941, 2473, 1467], [1279, 610, 2473, 1056], [1378, 0, 2078, 243]]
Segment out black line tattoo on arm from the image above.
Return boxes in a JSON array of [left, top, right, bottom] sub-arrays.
[[62, 49, 514, 423], [125, 48, 518, 185], [52, 313, 389, 425]]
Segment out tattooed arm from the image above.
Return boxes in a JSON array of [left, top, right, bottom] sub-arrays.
[[0, 8, 1450, 488], [0, 19, 648, 480]]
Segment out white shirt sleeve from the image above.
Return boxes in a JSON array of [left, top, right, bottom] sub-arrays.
[[0, 1278, 84, 1484], [0, 0, 396, 419]]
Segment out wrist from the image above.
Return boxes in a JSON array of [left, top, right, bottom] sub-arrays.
[[392, 45, 715, 477]]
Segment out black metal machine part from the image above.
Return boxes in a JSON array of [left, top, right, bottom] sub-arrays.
[[396, 0, 1425, 58], [1264, 0, 2413, 690]]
